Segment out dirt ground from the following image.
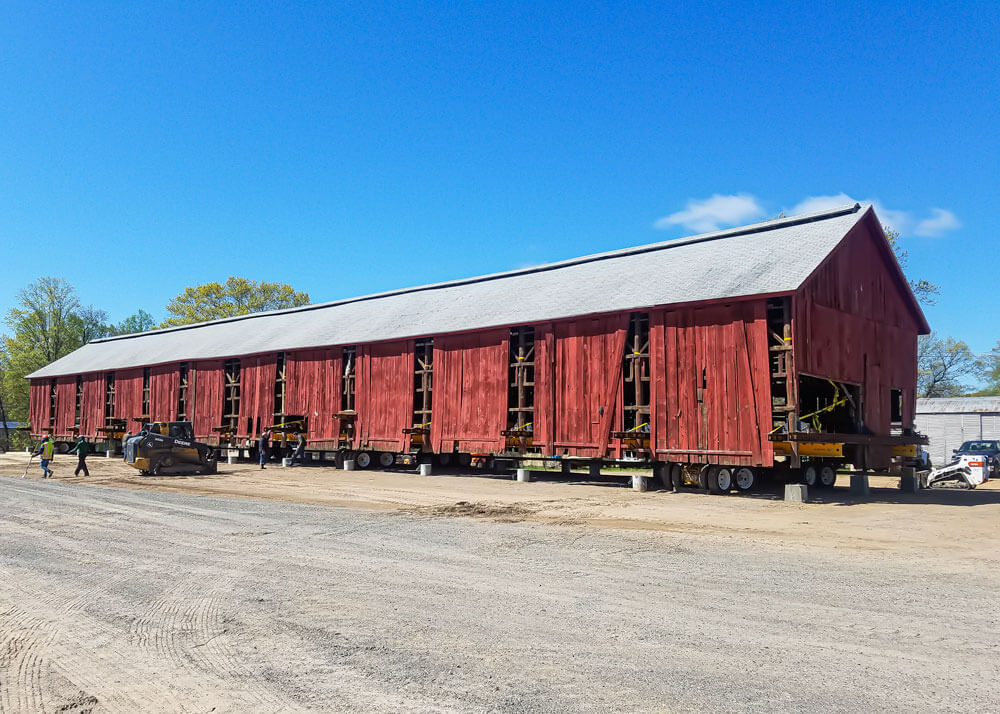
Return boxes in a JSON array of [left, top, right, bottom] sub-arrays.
[[2, 450, 1000, 712], [4, 450, 1000, 563]]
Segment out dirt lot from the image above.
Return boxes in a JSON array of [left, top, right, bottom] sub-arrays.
[[2, 451, 1000, 712]]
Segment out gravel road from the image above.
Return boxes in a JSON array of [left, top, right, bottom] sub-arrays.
[[1, 477, 997, 713]]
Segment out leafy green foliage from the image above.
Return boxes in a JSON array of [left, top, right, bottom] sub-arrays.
[[0, 278, 112, 425], [917, 332, 983, 397], [161, 277, 310, 327], [114, 309, 157, 335]]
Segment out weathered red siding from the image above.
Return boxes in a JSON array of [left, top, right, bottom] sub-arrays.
[[793, 215, 924, 466], [192, 361, 224, 441], [80, 374, 103, 437], [431, 329, 508, 454], [114, 369, 143, 427], [54, 376, 76, 436], [239, 355, 277, 438], [286, 349, 340, 444], [29, 380, 48, 435], [149, 364, 179, 422], [356, 341, 413, 452], [650, 302, 772, 467], [534, 315, 629, 458]]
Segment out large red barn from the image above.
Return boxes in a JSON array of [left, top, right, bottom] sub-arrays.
[[27, 204, 929, 490]]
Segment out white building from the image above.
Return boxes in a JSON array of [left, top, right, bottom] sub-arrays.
[[915, 397, 1000, 465]]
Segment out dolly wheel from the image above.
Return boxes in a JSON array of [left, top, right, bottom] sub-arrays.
[[378, 451, 394, 468], [671, 463, 684, 490], [734, 467, 756, 492], [708, 466, 732, 494], [355, 451, 372, 469], [819, 465, 837, 488], [802, 464, 819, 487]]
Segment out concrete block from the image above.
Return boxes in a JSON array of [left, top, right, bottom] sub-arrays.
[[784, 483, 808, 503], [419, 463, 432, 476], [227, 453, 236, 465], [850, 473, 870, 496], [899, 466, 918, 494], [343, 459, 355, 471], [632, 475, 648, 492], [516, 468, 531, 482], [106, 449, 114, 458], [589, 462, 602, 478], [282, 457, 293, 468]]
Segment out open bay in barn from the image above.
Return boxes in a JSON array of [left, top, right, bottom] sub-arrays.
[[2, 467, 999, 713]]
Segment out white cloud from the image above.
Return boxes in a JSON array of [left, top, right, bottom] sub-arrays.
[[654, 194, 765, 233], [914, 208, 961, 237], [790, 193, 856, 215]]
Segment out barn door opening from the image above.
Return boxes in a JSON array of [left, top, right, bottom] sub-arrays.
[[622, 313, 650, 434], [507, 326, 535, 431], [797, 375, 860, 434], [412, 339, 433, 431]]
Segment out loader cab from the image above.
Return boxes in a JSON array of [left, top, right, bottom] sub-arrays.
[[167, 421, 195, 442]]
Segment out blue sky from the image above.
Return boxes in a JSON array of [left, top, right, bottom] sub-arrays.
[[1, 1, 997, 353]]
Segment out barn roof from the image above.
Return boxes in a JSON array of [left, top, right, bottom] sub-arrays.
[[916, 397, 1000, 414], [29, 203, 896, 378]]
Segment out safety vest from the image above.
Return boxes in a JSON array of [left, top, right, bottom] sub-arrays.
[[41, 440, 54, 459]]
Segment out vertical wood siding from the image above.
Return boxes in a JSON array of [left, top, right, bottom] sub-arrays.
[[794, 216, 923, 467], [29, 380, 48, 434], [431, 329, 508, 453], [149, 364, 180, 422], [286, 349, 340, 443], [114, 369, 144, 427], [239, 355, 277, 438], [55, 376, 76, 436], [649, 302, 771, 467], [356, 341, 413, 452], [192, 361, 224, 441], [80, 374, 103, 437], [534, 315, 629, 457]]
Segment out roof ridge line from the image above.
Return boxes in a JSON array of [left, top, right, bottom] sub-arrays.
[[89, 203, 862, 346]]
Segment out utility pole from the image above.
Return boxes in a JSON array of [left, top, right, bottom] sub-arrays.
[[0, 392, 10, 453]]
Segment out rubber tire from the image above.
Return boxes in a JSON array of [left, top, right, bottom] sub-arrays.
[[818, 464, 837, 488], [333, 451, 346, 469], [698, 465, 711, 491], [355, 451, 372, 469], [671, 463, 684, 490], [457, 453, 472, 467], [150, 459, 163, 476], [734, 466, 756, 492], [435, 452, 452, 467], [703, 465, 720, 493], [708, 466, 732, 494], [802, 464, 819, 487], [377, 451, 394, 468], [656, 463, 671, 490]]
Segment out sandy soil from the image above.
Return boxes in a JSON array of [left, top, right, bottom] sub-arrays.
[[4, 450, 1000, 565], [2, 451, 1000, 712]]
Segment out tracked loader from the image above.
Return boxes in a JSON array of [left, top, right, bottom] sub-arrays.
[[124, 421, 219, 476]]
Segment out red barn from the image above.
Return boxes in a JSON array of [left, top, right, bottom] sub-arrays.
[[27, 204, 928, 491]]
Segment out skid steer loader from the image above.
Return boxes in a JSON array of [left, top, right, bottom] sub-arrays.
[[124, 421, 218, 476]]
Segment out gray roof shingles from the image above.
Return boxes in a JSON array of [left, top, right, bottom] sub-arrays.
[[28, 204, 867, 378]]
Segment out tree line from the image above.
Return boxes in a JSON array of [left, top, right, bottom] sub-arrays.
[[0, 277, 308, 443]]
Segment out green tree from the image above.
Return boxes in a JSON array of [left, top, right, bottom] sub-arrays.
[[0, 277, 110, 428], [114, 309, 157, 335], [884, 227, 940, 305], [917, 332, 982, 397], [161, 277, 310, 327], [968, 340, 1000, 396]]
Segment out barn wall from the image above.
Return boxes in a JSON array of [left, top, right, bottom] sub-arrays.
[[534, 315, 629, 458], [431, 329, 508, 454], [114, 369, 144, 428], [239, 354, 277, 438], [356, 341, 413, 452], [794, 216, 923, 455], [192, 361, 224, 441], [80, 374, 103, 438], [286, 348, 340, 444], [649, 301, 772, 467], [54, 376, 76, 436], [149, 364, 180, 422]]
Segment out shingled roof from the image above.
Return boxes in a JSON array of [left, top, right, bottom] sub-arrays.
[[28, 203, 888, 378]]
